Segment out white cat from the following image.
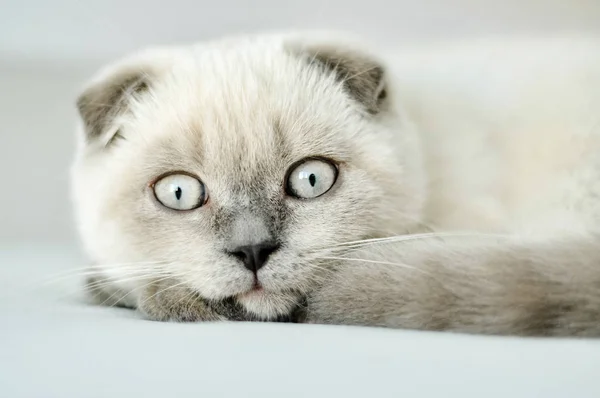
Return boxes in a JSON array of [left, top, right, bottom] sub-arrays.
[[71, 32, 600, 335]]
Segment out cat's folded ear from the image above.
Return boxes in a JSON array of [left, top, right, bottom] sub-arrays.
[[75, 49, 176, 146], [287, 33, 389, 114]]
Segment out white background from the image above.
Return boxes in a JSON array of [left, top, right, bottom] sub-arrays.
[[1, 0, 599, 244]]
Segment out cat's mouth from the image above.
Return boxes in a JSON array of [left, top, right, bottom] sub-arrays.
[[238, 282, 264, 299], [252, 276, 263, 290], [238, 271, 269, 297], [233, 282, 305, 321]]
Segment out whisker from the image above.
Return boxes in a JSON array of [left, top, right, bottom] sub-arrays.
[[33, 266, 172, 290], [86, 274, 156, 291], [99, 264, 203, 309], [316, 256, 431, 275], [327, 231, 509, 250], [181, 286, 203, 311], [343, 65, 380, 82], [139, 279, 190, 308], [51, 274, 158, 304], [37, 260, 170, 280], [100, 274, 176, 308], [1, 261, 176, 303]]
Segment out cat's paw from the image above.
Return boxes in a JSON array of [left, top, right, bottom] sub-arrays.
[[137, 279, 247, 322], [85, 274, 136, 308]]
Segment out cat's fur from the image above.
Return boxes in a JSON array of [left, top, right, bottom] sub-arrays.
[[71, 32, 600, 336]]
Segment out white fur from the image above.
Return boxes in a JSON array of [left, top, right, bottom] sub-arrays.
[[387, 37, 600, 234]]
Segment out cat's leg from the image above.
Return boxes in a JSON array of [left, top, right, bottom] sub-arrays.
[[86, 274, 250, 322], [305, 234, 600, 336], [85, 274, 137, 309], [136, 278, 251, 322]]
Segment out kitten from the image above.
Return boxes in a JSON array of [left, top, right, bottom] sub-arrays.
[[72, 32, 600, 336]]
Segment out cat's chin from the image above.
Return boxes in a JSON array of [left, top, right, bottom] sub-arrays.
[[236, 288, 300, 321]]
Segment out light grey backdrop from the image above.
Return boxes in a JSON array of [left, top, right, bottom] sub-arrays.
[[1, 0, 599, 244]]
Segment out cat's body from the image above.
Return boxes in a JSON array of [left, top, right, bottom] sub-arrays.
[[390, 38, 600, 234], [72, 32, 600, 335]]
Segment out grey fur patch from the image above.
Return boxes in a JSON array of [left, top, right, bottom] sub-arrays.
[[137, 278, 240, 322], [303, 236, 600, 337], [207, 297, 250, 321], [137, 279, 293, 322], [517, 300, 577, 336], [85, 275, 136, 309], [297, 45, 387, 114], [76, 71, 150, 144]]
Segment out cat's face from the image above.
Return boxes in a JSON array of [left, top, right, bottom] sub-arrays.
[[72, 34, 425, 319]]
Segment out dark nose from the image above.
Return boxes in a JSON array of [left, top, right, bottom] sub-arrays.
[[228, 242, 279, 273]]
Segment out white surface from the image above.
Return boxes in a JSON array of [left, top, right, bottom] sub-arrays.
[[1, 245, 600, 398]]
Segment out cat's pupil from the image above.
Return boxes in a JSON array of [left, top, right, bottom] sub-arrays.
[[309, 174, 316, 187], [175, 186, 182, 200]]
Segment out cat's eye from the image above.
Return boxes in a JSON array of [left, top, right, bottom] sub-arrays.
[[152, 173, 207, 211], [286, 158, 338, 199]]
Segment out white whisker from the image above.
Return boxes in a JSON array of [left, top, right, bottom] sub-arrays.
[[101, 274, 176, 308], [329, 231, 509, 250], [316, 256, 430, 275]]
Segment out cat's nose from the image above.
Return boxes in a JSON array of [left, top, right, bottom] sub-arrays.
[[228, 241, 280, 273]]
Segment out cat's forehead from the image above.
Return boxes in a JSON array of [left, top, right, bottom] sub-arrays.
[[133, 43, 357, 179]]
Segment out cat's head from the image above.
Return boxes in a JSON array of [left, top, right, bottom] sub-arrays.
[[71, 32, 426, 319]]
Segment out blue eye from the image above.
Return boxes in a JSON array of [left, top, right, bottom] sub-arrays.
[[153, 173, 207, 210], [286, 158, 338, 199]]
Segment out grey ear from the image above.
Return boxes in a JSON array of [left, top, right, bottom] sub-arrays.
[[75, 46, 180, 145], [294, 41, 388, 114], [76, 66, 151, 145]]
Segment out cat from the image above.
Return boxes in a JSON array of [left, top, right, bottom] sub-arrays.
[[71, 31, 600, 336]]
